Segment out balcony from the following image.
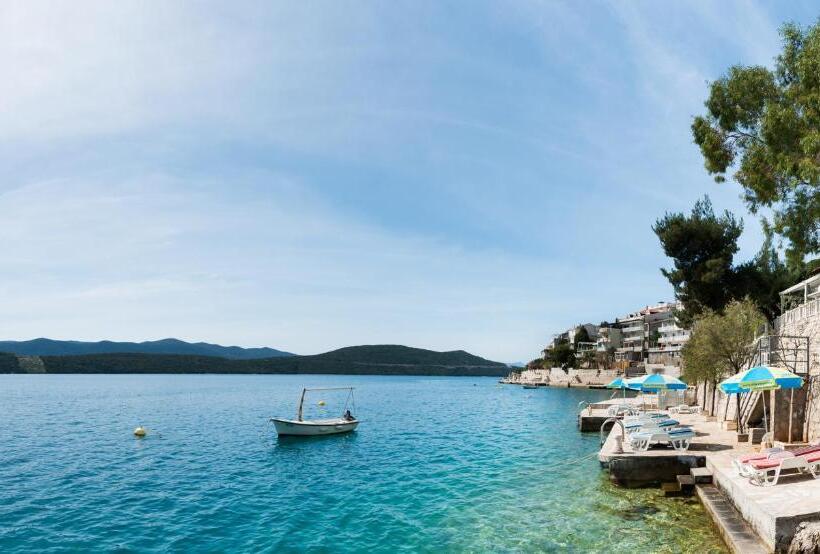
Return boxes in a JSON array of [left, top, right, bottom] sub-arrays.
[[622, 345, 643, 351], [649, 344, 684, 352], [658, 334, 690, 344], [777, 297, 820, 327]]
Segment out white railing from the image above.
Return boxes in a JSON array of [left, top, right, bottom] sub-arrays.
[[616, 346, 642, 353], [658, 334, 690, 344], [777, 297, 820, 327]]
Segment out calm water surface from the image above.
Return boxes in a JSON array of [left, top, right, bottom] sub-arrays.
[[0, 375, 726, 552]]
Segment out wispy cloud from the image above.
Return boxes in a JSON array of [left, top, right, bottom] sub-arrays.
[[0, 1, 814, 361]]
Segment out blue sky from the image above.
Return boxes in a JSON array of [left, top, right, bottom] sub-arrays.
[[1, 1, 817, 361]]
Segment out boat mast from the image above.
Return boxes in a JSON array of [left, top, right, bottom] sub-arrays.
[[297, 388, 307, 421]]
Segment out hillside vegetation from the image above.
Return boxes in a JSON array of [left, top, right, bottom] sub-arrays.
[[13, 344, 506, 376], [0, 338, 293, 359]]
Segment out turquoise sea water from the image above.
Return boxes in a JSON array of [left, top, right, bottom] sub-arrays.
[[0, 375, 726, 552]]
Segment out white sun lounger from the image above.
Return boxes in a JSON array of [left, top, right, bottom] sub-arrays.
[[607, 404, 639, 417], [745, 452, 820, 486], [732, 447, 786, 477], [669, 404, 700, 414], [624, 418, 678, 435], [630, 428, 695, 452], [623, 412, 670, 423]]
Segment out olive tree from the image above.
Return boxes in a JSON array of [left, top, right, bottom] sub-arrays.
[[682, 299, 765, 414]]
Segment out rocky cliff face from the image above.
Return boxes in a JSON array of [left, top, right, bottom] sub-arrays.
[[17, 355, 45, 373]]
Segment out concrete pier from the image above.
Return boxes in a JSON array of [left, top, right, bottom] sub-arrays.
[[596, 405, 820, 552], [577, 396, 653, 432]]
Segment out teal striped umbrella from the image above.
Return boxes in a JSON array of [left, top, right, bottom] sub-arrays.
[[625, 373, 687, 391], [625, 374, 687, 411], [718, 366, 804, 438], [606, 377, 629, 389], [718, 366, 803, 393], [606, 377, 630, 400]]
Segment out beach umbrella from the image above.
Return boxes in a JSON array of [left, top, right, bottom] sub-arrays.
[[625, 374, 687, 411], [718, 366, 804, 440], [625, 374, 687, 391], [719, 365, 803, 392], [718, 373, 747, 432], [606, 377, 630, 400]]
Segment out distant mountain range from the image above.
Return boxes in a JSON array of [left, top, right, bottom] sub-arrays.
[[0, 338, 294, 359], [0, 343, 507, 376]]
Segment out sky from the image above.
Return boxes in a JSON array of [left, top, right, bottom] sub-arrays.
[[1, 1, 818, 362]]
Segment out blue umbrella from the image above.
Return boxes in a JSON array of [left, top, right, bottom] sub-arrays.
[[606, 377, 631, 400], [719, 366, 803, 393], [719, 366, 803, 439], [606, 377, 629, 389], [625, 373, 687, 391], [625, 374, 687, 411]]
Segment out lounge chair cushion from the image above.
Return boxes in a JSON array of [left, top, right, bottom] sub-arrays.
[[793, 444, 820, 457], [745, 445, 820, 468], [750, 451, 795, 469]]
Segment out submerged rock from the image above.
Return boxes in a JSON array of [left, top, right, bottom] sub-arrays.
[[788, 522, 820, 554], [620, 504, 660, 521]]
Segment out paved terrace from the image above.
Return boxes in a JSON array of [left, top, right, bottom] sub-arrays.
[[596, 400, 820, 552]]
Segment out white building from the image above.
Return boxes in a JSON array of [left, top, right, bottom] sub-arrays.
[[596, 325, 622, 352], [615, 312, 644, 362], [647, 302, 690, 366], [771, 271, 820, 442], [614, 301, 690, 367], [776, 271, 820, 374], [542, 323, 599, 358]]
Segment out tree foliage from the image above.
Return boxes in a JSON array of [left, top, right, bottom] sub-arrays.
[[682, 298, 765, 388], [731, 224, 795, 322], [546, 339, 576, 369], [654, 196, 795, 325], [527, 358, 547, 369], [33, 346, 509, 376], [573, 326, 592, 345], [692, 21, 820, 266], [653, 196, 743, 326]]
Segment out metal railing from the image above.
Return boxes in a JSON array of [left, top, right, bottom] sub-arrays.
[[752, 334, 810, 375]]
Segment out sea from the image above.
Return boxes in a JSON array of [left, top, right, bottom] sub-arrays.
[[0, 374, 726, 553]]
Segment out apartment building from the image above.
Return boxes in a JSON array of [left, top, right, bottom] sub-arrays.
[[646, 302, 690, 366], [615, 312, 644, 363], [541, 302, 690, 370], [542, 323, 599, 358], [613, 301, 690, 367], [595, 325, 622, 352]]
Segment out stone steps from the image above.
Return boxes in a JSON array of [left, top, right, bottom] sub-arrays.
[[696, 484, 768, 554], [676, 474, 695, 495], [690, 467, 713, 484]]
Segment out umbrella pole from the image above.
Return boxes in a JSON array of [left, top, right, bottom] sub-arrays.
[[736, 393, 740, 433], [723, 391, 729, 423], [789, 388, 794, 443]]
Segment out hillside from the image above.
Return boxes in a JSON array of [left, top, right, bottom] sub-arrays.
[[4, 344, 507, 376], [0, 338, 293, 359]]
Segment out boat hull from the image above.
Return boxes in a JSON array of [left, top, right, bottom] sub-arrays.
[[272, 418, 359, 436]]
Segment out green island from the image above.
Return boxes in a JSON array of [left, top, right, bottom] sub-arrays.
[[0, 344, 508, 376]]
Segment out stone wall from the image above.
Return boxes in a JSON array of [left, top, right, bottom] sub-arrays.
[[776, 302, 820, 441], [773, 386, 808, 443]]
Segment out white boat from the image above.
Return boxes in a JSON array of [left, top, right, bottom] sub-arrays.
[[271, 387, 359, 436]]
